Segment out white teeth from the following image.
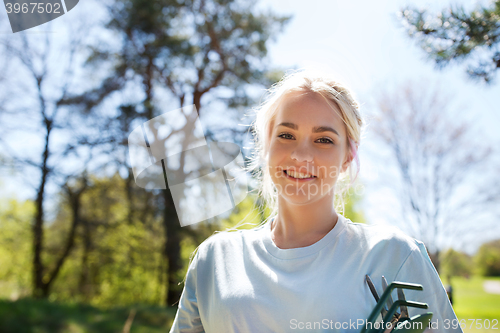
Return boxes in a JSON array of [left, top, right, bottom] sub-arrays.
[[286, 170, 314, 179]]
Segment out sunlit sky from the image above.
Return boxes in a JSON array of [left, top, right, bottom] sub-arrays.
[[1, 0, 499, 252]]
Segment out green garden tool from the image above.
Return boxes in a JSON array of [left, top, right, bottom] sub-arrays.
[[361, 275, 433, 333]]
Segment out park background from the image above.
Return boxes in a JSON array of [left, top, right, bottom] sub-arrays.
[[0, 0, 500, 331]]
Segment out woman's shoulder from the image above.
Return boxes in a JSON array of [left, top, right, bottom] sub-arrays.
[[195, 224, 266, 260], [341, 217, 422, 253]]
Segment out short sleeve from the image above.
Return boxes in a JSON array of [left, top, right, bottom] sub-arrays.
[[169, 250, 205, 333], [394, 241, 463, 333]]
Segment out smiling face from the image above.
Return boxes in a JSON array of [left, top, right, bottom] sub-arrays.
[[267, 90, 352, 206]]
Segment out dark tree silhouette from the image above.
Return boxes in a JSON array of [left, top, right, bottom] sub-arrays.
[[400, 1, 500, 83]]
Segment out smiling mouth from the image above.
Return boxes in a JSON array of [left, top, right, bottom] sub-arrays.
[[284, 170, 317, 179]]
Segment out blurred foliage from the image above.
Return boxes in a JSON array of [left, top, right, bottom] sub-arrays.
[[440, 248, 474, 278], [400, 1, 500, 83], [0, 175, 269, 307], [0, 175, 164, 306], [0, 199, 34, 299], [342, 183, 366, 224], [475, 239, 500, 277], [0, 298, 176, 333]]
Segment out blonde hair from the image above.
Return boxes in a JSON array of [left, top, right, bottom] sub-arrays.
[[249, 69, 363, 217]]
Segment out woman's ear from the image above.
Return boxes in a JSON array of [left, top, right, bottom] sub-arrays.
[[341, 139, 357, 173], [341, 151, 354, 173]]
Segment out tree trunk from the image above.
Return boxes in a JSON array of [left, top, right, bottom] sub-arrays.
[[44, 187, 83, 295], [32, 124, 51, 298], [34, 178, 85, 298], [163, 190, 183, 306], [33, 186, 46, 298], [193, 91, 202, 114], [126, 168, 135, 225]]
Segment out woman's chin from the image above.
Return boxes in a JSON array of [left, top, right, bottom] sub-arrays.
[[274, 181, 335, 205], [278, 192, 331, 207]]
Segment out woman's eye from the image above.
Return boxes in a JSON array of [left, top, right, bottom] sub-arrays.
[[278, 133, 294, 140], [317, 137, 334, 144]]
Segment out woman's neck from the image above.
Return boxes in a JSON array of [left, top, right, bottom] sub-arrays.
[[271, 194, 339, 249]]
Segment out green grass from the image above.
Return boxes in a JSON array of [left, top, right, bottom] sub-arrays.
[[0, 298, 177, 333], [451, 276, 500, 332]]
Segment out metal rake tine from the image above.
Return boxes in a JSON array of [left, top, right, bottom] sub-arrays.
[[365, 275, 387, 318], [397, 288, 409, 318], [366, 275, 380, 302], [383, 300, 428, 324], [382, 276, 395, 310]]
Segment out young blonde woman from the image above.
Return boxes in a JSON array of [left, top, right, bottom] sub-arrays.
[[170, 71, 461, 333]]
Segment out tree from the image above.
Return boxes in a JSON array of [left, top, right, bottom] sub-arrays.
[[399, 1, 500, 83], [440, 248, 473, 278], [0, 0, 118, 299], [371, 82, 500, 271], [475, 239, 500, 276], [0, 23, 97, 297], [64, 0, 290, 306]]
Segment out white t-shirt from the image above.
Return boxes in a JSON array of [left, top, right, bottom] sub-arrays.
[[170, 214, 462, 332]]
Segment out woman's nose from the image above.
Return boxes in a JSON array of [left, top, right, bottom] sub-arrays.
[[290, 143, 313, 163]]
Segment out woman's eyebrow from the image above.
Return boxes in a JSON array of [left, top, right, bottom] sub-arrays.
[[313, 126, 339, 137], [277, 122, 298, 130], [277, 122, 340, 137]]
